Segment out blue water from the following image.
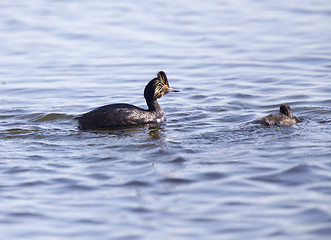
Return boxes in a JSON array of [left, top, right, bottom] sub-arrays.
[[1, 1, 331, 239]]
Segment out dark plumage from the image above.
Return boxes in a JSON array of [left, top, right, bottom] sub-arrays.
[[261, 104, 298, 126], [77, 71, 179, 130]]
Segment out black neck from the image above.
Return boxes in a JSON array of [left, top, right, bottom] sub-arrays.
[[146, 99, 162, 112]]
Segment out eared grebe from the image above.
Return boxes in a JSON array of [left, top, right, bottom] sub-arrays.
[[261, 104, 298, 126], [77, 71, 179, 130]]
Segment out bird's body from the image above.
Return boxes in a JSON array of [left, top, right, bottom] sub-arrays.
[[77, 103, 165, 129], [261, 104, 298, 126]]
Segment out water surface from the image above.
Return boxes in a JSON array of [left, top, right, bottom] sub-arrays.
[[1, 1, 331, 239]]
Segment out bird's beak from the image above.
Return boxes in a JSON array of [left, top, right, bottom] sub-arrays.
[[166, 87, 180, 94]]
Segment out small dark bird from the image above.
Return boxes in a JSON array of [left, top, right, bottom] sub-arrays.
[[77, 71, 179, 130], [261, 104, 298, 126]]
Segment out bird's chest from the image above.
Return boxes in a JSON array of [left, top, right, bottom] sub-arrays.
[[156, 114, 166, 123]]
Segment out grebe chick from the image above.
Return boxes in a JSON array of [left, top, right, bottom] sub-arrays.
[[261, 104, 298, 126], [77, 71, 179, 130]]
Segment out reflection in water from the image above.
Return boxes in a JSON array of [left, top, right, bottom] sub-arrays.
[[147, 124, 165, 140], [75, 123, 166, 140]]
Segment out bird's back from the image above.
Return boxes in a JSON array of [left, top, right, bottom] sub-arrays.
[[261, 113, 296, 126], [77, 103, 164, 130]]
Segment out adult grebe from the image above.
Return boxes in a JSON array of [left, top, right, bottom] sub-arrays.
[[77, 71, 179, 130]]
